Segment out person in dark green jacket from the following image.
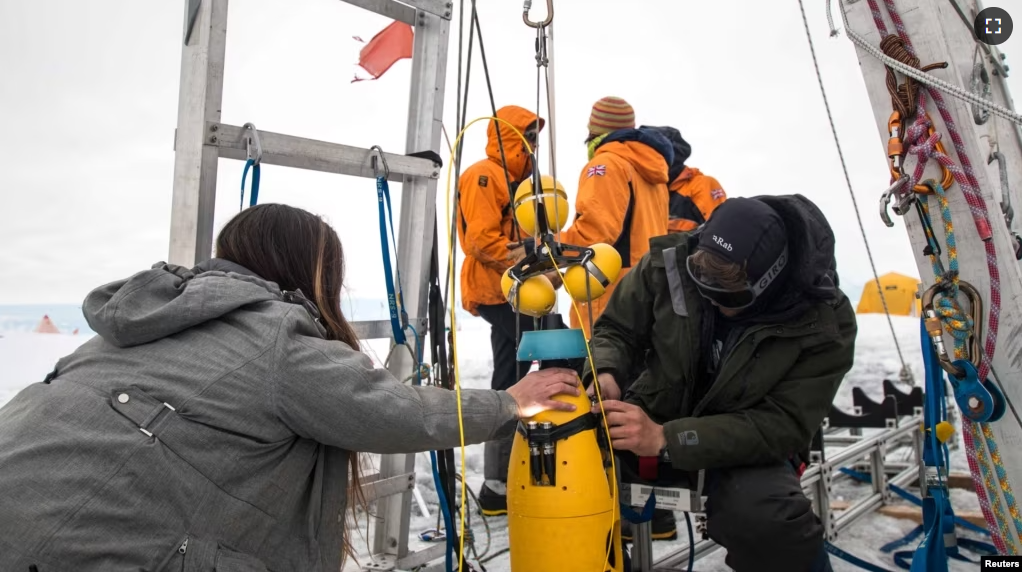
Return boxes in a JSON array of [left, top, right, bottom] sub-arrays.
[[585, 194, 856, 572]]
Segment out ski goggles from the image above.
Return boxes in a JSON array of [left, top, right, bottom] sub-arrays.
[[685, 246, 789, 310]]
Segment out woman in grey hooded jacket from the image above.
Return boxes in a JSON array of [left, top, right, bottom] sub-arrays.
[[0, 204, 580, 571]]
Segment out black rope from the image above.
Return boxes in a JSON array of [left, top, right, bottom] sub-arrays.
[[428, 223, 461, 569], [468, 0, 540, 378], [444, 0, 474, 304], [470, 1, 518, 242], [443, 1, 529, 379], [440, 6, 469, 561]]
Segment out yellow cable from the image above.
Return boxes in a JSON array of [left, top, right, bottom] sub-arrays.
[[444, 116, 532, 572], [545, 250, 619, 572]]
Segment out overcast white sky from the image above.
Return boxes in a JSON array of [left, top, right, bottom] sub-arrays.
[[3, 0, 1022, 305]]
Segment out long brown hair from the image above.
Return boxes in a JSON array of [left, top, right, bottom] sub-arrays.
[[214, 203, 367, 565]]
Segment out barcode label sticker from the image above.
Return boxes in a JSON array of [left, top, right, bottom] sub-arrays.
[[630, 484, 689, 511]]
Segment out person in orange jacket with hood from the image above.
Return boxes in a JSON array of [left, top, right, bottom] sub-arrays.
[[558, 97, 673, 338], [643, 125, 727, 233], [456, 105, 545, 515]]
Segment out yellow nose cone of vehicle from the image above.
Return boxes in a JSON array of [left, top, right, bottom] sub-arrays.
[[515, 175, 570, 236], [563, 243, 623, 302], [507, 377, 624, 572], [501, 270, 557, 318]]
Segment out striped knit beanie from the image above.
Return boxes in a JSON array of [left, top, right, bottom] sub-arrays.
[[587, 96, 635, 136]]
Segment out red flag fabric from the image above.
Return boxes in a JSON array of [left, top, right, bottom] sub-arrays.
[[352, 21, 413, 83]]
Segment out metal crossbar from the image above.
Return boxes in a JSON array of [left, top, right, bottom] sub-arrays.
[[209, 123, 441, 182]]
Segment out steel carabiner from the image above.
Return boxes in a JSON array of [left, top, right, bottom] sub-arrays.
[[369, 145, 390, 180], [921, 280, 1007, 422], [971, 61, 991, 125], [879, 177, 909, 227], [522, 0, 553, 28], [989, 151, 1013, 227], [920, 280, 982, 380], [241, 123, 262, 165]]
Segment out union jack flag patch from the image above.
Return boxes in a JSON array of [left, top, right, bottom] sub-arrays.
[[710, 188, 725, 201], [587, 165, 607, 178]]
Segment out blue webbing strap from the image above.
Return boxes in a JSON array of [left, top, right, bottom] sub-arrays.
[[620, 489, 657, 524], [824, 541, 890, 572], [830, 320, 993, 571], [241, 159, 260, 209], [377, 175, 407, 346], [913, 316, 954, 572], [838, 467, 989, 536]]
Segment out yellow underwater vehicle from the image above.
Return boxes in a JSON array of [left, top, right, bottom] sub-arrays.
[[498, 173, 625, 572], [507, 328, 624, 572]]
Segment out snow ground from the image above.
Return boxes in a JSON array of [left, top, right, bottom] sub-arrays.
[[0, 313, 987, 572]]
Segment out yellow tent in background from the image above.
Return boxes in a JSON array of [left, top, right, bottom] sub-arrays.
[[856, 272, 922, 316]]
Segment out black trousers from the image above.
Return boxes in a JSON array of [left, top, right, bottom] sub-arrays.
[[476, 303, 536, 483], [618, 452, 831, 572], [704, 462, 831, 571], [476, 303, 536, 393]]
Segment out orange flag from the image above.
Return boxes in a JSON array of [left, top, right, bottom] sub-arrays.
[[352, 21, 414, 83]]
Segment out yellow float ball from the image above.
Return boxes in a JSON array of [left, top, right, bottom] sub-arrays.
[[501, 269, 557, 318], [514, 175, 570, 236], [563, 243, 623, 302], [935, 421, 955, 444]]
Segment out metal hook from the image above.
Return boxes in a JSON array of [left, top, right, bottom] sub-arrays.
[[971, 62, 992, 125], [369, 145, 390, 179], [989, 151, 1013, 227], [879, 178, 908, 228], [241, 123, 262, 164], [921, 280, 983, 380], [522, 0, 553, 28]]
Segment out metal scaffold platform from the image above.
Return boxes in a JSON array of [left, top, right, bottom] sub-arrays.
[[169, 0, 452, 569]]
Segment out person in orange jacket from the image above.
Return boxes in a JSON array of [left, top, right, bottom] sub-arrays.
[[456, 105, 544, 515], [557, 97, 673, 338], [644, 125, 727, 233]]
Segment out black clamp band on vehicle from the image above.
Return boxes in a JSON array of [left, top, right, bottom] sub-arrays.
[[516, 413, 599, 486]]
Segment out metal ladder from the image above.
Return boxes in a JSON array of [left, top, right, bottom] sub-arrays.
[[169, 0, 453, 569]]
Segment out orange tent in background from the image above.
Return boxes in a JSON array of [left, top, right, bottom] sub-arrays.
[[33, 315, 61, 334]]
